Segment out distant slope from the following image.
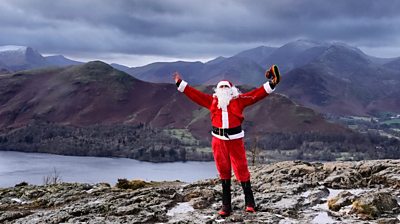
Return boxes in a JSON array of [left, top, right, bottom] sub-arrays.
[[0, 61, 347, 141], [0, 45, 47, 71], [278, 44, 400, 115], [110, 63, 131, 73], [129, 61, 205, 84], [2, 41, 399, 118], [4, 62, 399, 162], [384, 57, 400, 70], [125, 40, 400, 116], [232, 46, 277, 65], [44, 55, 82, 66], [0, 45, 83, 72]]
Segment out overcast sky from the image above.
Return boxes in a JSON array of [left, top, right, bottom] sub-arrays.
[[1, 0, 399, 67]]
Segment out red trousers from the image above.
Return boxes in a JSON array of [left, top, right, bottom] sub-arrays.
[[211, 137, 250, 182]]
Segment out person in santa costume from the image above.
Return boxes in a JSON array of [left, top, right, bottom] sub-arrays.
[[173, 65, 281, 217]]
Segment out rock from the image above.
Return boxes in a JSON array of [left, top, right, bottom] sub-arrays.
[[351, 191, 400, 219], [328, 191, 356, 211], [14, 182, 29, 188], [227, 213, 244, 222], [304, 186, 330, 206], [190, 197, 211, 209], [0, 211, 32, 222], [2, 160, 400, 223], [323, 161, 353, 173], [115, 179, 151, 190], [377, 218, 400, 224], [114, 204, 141, 216], [288, 163, 316, 177], [323, 170, 364, 188]]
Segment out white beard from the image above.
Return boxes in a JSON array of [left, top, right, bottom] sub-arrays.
[[214, 88, 233, 111]]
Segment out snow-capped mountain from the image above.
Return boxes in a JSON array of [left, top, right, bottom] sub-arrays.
[[0, 45, 46, 71], [0, 45, 82, 72]]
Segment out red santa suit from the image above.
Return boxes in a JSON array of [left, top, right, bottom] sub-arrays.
[[177, 80, 274, 181]]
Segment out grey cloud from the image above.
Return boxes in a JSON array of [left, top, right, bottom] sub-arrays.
[[1, 0, 399, 61]]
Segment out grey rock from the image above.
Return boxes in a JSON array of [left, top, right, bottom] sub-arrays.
[[1, 160, 400, 223], [351, 191, 400, 219], [377, 218, 400, 224], [328, 191, 356, 211]]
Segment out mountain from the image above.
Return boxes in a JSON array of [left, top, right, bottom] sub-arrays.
[[127, 56, 266, 86], [384, 57, 400, 70], [260, 40, 329, 72], [0, 45, 47, 71], [0, 61, 345, 139], [125, 40, 331, 85], [129, 61, 205, 84], [44, 55, 82, 66], [125, 40, 400, 116], [110, 63, 131, 72], [232, 46, 277, 65], [0, 45, 86, 72], [0, 61, 10, 74], [2, 61, 398, 162], [278, 44, 400, 115], [201, 56, 265, 85]]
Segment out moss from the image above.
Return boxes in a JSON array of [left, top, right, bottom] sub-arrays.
[[327, 198, 340, 211], [352, 200, 378, 218], [115, 179, 151, 190]]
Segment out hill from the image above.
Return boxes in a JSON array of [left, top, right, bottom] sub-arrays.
[[2, 62, 389, 162], [0, 45, 82, 72], [126, 40, 400, 116]]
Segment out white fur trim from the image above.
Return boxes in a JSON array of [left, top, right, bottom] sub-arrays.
[[177, 80, 188, 92], [263, 82, 275, 94], [211, 130, 245, 140], [222, 111, 229, 128], [217, 81, 231, 88]]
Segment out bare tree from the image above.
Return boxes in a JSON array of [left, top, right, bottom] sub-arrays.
[[43, 168, 62, 185], [249, 136, 261, 166]]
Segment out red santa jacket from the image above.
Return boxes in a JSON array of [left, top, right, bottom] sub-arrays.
[[177, 80, 275, 140]]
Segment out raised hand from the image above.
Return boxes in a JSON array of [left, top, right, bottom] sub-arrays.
[[265, 65, 281, 88], [173, 72, 182, 83]]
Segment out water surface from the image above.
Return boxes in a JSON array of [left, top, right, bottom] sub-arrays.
[[0, 151, 217, 188]]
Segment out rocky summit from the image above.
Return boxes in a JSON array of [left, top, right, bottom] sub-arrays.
[[1, 160, 400, 224]]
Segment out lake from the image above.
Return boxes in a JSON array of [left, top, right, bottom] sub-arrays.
[[0, 151, 218, 188]]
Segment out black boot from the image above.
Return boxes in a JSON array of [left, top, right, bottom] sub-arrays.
[[218, 179, 232, 217], [241, 181, 256, 212]]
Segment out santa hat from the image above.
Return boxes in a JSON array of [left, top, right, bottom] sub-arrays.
[[217, 80, 233, 88]]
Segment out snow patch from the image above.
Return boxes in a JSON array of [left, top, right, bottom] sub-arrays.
[[11, 198, 22, 203], [327, 188, 371, 199], [312, 212, 337, 224], [301, 190, 311, 198], [167, 202, 194, 216], [87, 199, 104, 205], [275, 197, 298, 209], [0, 45, 27, 53], [278, 217, 301, 224]]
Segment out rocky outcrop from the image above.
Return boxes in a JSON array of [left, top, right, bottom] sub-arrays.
[[1, 160, 400, 223], [351, 192, 400, 219]]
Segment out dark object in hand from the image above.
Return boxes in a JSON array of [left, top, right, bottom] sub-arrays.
[[265, 65, 280, 89]]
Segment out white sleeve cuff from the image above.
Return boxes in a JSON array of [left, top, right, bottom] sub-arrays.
[[177, 80, 188, 92], [263, 82, 275, 94]]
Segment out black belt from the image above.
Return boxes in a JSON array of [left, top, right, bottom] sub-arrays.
[[212, 126, 242, 139]]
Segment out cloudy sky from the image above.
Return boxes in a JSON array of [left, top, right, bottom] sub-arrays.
[[1, 0, 399, 67]]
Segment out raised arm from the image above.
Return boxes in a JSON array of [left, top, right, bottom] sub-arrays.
[[174, 72, 213, 109], [239, 82, 274, 107], [240, 65, 281, 108]]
